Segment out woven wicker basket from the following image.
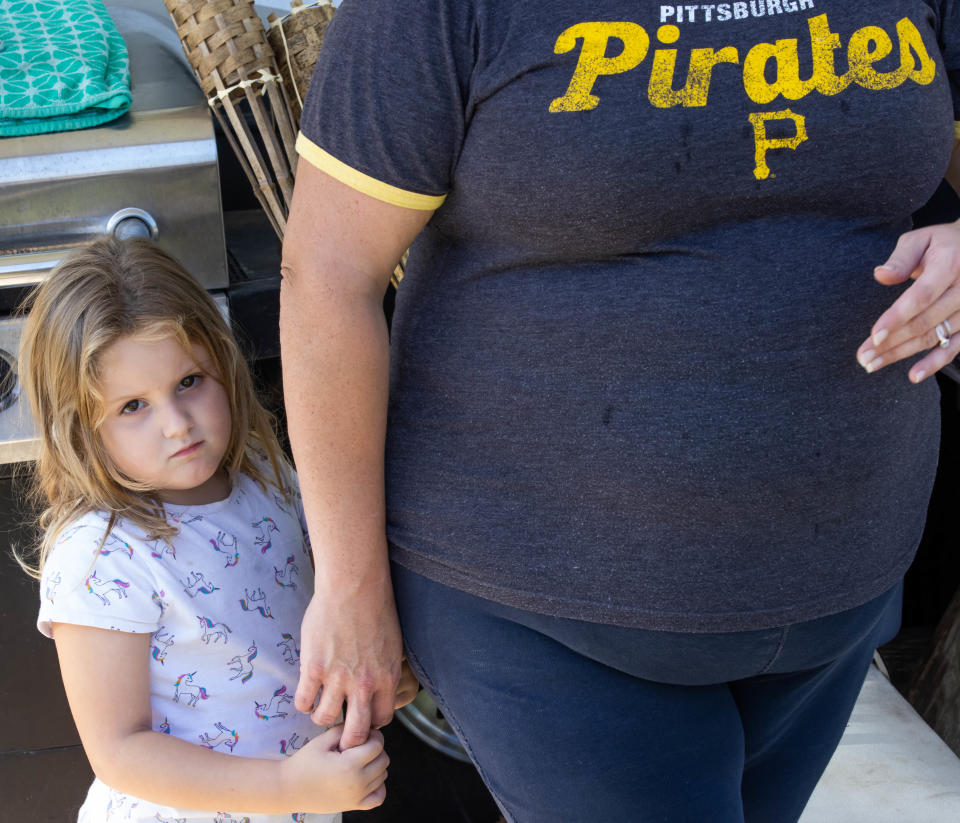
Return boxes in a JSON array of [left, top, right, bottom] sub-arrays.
[[164, 0, 298, 237], [267, 0, 336, 126]]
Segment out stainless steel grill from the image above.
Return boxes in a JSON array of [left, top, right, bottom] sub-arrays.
[[0, 1, 227, 463]]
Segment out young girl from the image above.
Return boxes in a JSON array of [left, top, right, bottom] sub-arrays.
[[17, 237, 416, 823]]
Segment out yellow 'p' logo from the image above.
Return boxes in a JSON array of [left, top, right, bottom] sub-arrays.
[[748, 109, 808, 180]]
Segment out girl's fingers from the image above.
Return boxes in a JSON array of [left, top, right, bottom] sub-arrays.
[[315, 723, 344, 750], [357, 783, 387, 810], [365, 768, 388, 796], [361, 750, 391, 785]]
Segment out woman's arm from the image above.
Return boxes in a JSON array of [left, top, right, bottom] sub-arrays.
[[280, 161, 433, 749], [857, 140, 960, 380], [53, 623, 389, 813]]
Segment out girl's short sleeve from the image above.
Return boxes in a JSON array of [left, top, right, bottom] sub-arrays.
[[37, 518, 162, 638], [296, 0, 475, 210]]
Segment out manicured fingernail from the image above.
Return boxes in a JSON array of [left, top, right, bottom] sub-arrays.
[[859, 349, 875, 368], [866, 357, 883, 374], [872, 329, 888, 346], [913, 369, 926, 383]]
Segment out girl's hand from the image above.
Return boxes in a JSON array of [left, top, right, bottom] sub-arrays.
[[393, 659, 420, 710], [857, 219, 960, 382], [280, 725, 389, 813]]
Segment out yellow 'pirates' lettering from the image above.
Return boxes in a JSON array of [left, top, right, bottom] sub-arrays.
[[748, 109, 808, 179], [549, 22, 649, 112], [846, 17, 935, 90], [806, 14, 852, 95], [550, 14, 937, 111], [648, 25, 739, 108], [741, 15, 852, 103], [742, 15, 935, 102]]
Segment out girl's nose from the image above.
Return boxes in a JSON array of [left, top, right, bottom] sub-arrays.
[[162, 402, 193, 439]]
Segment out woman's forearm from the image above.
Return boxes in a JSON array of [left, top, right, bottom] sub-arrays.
[[280, 266, 392, 591], [279, 163, 433, 741]]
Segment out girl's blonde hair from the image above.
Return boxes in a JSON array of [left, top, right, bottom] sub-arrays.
[[17, 237, 288, 578]]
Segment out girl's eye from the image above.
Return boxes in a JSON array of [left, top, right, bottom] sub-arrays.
[[180, 374, 202, 390], [120, 399, 144, 415]]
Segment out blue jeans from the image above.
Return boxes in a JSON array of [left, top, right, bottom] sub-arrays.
[[392, 561, 901, 823]]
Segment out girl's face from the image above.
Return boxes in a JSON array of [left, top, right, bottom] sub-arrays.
[[97, 333, 232, 506]]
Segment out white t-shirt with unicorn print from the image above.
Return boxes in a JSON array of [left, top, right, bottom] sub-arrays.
[[37, 470, 339, 823]]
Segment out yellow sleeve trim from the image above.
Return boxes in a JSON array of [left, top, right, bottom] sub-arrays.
[[955, 121, 960, 141], [295, 133, 446, 211]]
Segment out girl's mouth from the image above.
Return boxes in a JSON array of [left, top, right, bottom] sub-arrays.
[[172, 441, 202, 458]]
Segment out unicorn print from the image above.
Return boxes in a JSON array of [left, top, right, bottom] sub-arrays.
[[279, 732, 309, 756], [85, 571, 130, 605], [239, 587, 273, 619], [292, 813, 306, 822], [106, 788, 138, 819], [44, 571, 62, 604], [149, 538, 175, 560], [254, 684, 292, 720], [277, 632, 300, 665], [170, 512, 203, 526], [151, 626, 175, 664], [197, 615, 232, 644], [181, 570, 219, 597], [173, 672, 209, 706], [198, 721, 239, 752], [99, 533, 134, 559], [158, 717, 171, 734], [59, 524, 88, 542], [273, 555, 299, 590], [209, 530, 240, 567], [214, 815, 251, 823], [154, 813, 186, 823], [227, 643, 258, 683], [252, 516, 278, 553], [151, 589, 169, 614]]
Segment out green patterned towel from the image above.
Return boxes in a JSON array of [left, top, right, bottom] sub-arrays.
[[0, 0, 131, 137]]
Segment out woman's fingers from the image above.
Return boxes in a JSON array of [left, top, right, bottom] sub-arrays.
[[873, 227, 931, 286], [869, 246, 958, 338], [858, 294, 960, 371], [859, 222, 960, 379], [339, 691, 374, 749], [905, 318, 960, 383], [312, 681, 347, 727]]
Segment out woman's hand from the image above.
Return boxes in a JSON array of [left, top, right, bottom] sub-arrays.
[[294, 574, 404, 749], [857, 219, 960, 382]]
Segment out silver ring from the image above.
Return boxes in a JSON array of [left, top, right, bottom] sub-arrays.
[[936, 320, 952, 349]]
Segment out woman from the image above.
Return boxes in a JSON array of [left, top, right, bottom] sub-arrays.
[[280, 1, 960, 820]]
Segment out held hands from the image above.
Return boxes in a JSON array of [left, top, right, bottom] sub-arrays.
[[858, 219, 960, 382], [280, 725, 389, 812], [293, 578, 404, 749]]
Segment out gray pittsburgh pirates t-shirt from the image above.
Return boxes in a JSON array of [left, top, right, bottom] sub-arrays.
[[298, 0, 960, 631]]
